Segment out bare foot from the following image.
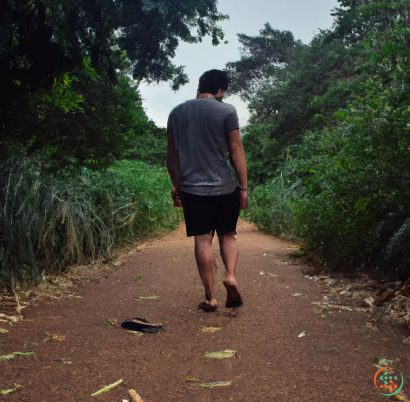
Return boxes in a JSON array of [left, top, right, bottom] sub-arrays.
[[223, 278, 243, 308], [198, 298, 218, 312]]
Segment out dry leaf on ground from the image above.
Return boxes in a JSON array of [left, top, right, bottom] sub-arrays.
[[204, 350, 237, 359], [104, 319, 117, 326], [193, 381, 232, 389], [202, 327, 222, 333], [0, 313, 20, 323], [44, 333, 66, 342], [0, 351, 35, 360], [373, 357, 393, 369], [0, 385, 22, 395], [128, 331, 143, 336]]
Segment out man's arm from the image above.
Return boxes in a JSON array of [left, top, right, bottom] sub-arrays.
[[167, 130, 181, 191], [226, 129, 248, 210]]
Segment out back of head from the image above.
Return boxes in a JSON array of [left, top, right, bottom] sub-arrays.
[[198, 69, 229, 95]]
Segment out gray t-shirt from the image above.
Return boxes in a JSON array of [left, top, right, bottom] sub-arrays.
[[167, 97, 239, 196]]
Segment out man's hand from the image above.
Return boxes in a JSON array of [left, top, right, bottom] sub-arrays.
[[172, 187, 183, 208], [240, 190, 248, 211]]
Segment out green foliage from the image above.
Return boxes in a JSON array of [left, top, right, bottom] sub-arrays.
[[22, 65, 153, 170], [289, 23, 410, 274], [0, 157, 182, 284], [226, 24, 298, 102], [100, 160, 183, 238], [233, 1, 410, 277], [124, 124, 168, 166], [246, 175, 302, 237], [0, 0, 226, 284], [0, 0, 227, 168], [228, 23, 355, 184]]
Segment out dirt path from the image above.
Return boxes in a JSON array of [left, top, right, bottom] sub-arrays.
[[1, 220, 409, 401]]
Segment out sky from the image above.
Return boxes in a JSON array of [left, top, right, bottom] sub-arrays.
[[139, 0, 340, 128]]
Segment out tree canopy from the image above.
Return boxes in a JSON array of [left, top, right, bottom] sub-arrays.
[[0, 0, 227, 168]]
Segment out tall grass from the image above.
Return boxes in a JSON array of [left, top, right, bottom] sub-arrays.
[[246, 174, 302, 238], [0, 156, 182, 284]]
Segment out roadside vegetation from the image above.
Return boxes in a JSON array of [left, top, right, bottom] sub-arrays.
[[228, 0, 410, 278], [0, 0, 225, 284], [3, 0, 409, 284]]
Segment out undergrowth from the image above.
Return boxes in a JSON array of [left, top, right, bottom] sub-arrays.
[[246, 175, 303, 238], [0, 157, 182, 284]]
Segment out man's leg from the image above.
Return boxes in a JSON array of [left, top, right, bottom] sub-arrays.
[[218, 232, 243, 307], [195, 233, 218, 311]]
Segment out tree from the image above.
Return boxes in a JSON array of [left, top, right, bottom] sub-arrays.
[[234, 0, 410, 276], [227, 24, 354, 183], [330, 0, 410, 44], [226, 23, 298, 103], [0, 0, 227, 167]]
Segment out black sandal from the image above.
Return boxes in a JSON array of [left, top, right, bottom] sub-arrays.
[[121, 317, 162, 333]]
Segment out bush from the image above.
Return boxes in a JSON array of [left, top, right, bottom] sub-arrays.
[[287, 25, 410, 276], [0, 157, 182, 284], [248, 24, 410, 278], [100, 160, 183, 238], [246, 175, 302, 237]]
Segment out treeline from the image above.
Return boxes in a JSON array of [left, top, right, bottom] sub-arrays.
[[0, 0, 226, 283], [228, 0, 410, 277]]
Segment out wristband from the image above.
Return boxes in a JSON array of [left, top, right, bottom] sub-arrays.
[[240, 188, 247, 192]]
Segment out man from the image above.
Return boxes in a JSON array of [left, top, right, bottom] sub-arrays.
[[167, 69, 248, 312]]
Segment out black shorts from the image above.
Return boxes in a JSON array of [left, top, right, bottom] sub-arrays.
[[181, 188, 241, 237]]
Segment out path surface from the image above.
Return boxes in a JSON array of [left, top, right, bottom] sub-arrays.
[[1, 220, 409, 401]]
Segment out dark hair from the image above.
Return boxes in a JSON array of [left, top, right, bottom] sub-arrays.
[[198, 69, 229, 95]]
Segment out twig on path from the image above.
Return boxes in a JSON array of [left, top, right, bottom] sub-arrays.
[[12, 288, 26, 316], [129, 389, 144, 402], [91, 379, 123, 396]]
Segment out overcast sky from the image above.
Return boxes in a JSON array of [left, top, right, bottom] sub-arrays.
[[139, 0, 340, 128]]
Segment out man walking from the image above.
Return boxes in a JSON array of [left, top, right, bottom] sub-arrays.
[[167, 69, 248, 312]]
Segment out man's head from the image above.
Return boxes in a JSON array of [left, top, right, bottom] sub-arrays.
[[198, 69, 229, 100]]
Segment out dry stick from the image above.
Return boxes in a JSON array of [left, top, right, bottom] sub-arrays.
[[129, 389, 144, 402], [10, 272, 25, 317], [12, 288, 26, 316], [112, 202, 135, 216]]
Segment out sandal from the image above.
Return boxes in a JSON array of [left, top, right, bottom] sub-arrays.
[[121, 317, 162, 333]]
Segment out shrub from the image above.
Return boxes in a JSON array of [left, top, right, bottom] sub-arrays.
[[247, 174, 302, 237], [0, 157, 182, 284]]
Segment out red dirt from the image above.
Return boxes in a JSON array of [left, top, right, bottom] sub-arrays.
[[1, 220, 409, 401]]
